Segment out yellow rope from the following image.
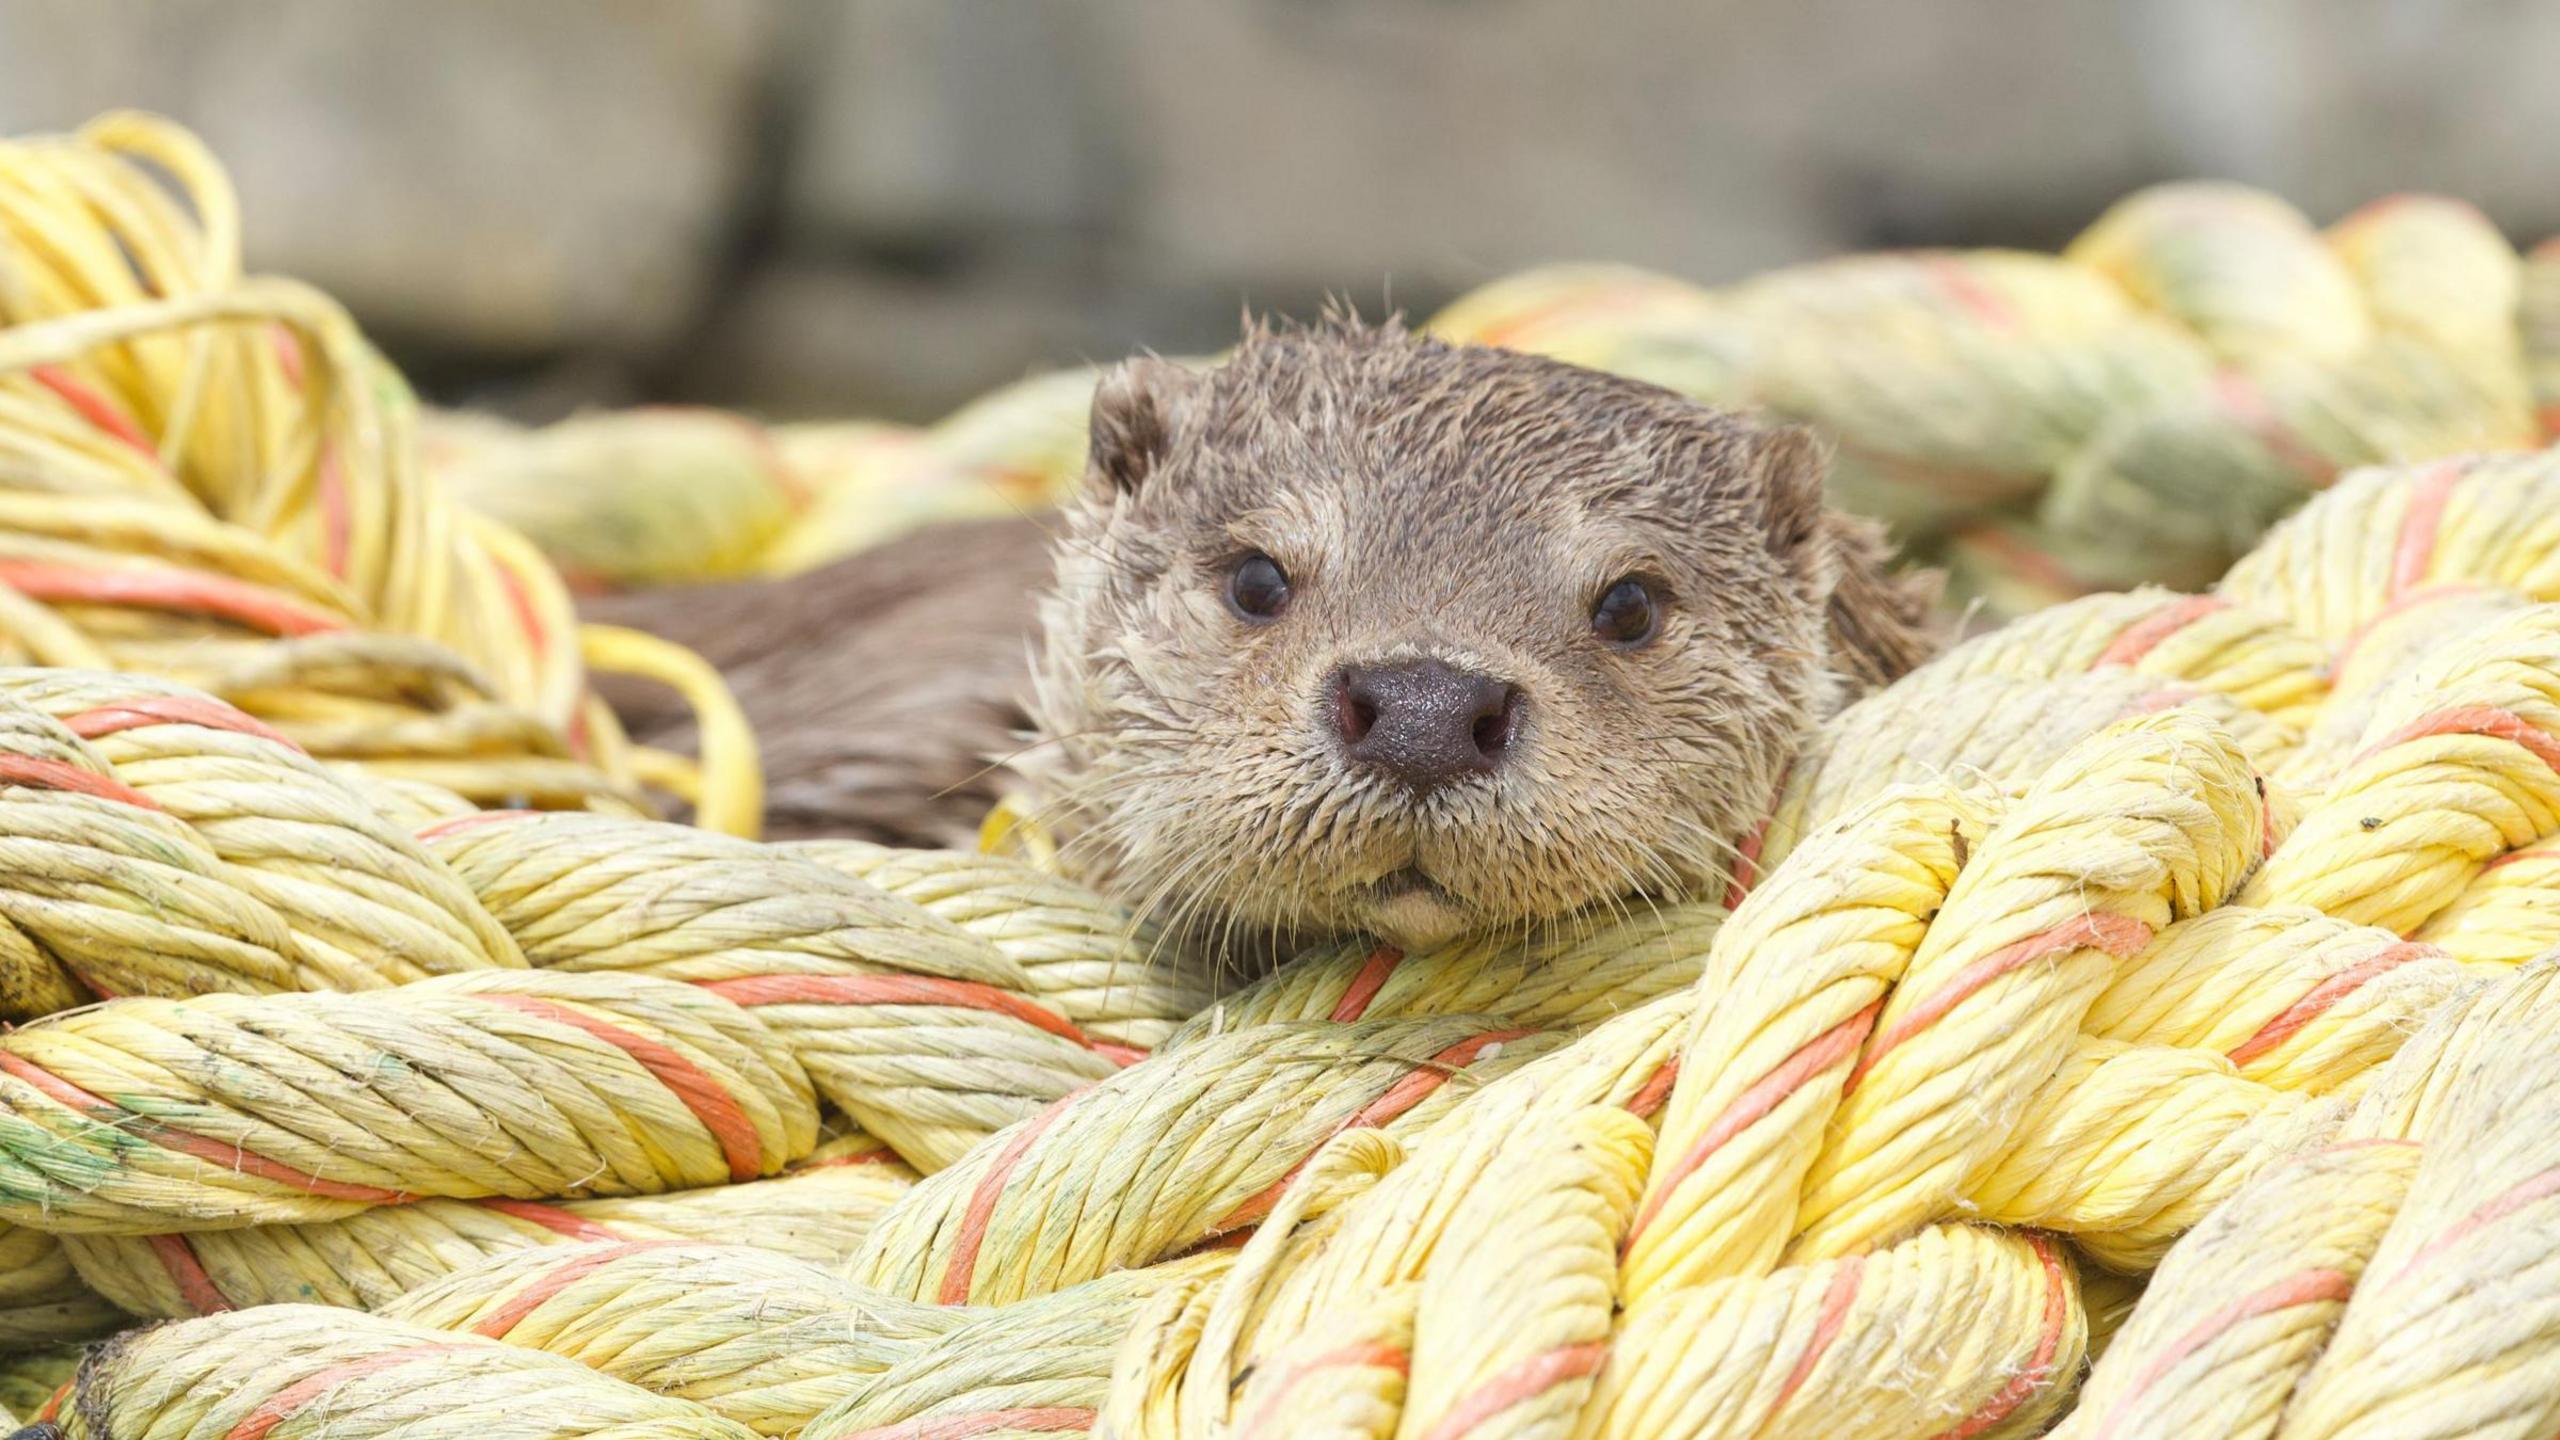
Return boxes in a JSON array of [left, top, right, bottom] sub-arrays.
[[0, 970, 823, 1231], [577, 623, 763, 838], [57, 1133, 916, 1318], [798, 1256, 1231, 1440], [21, 626, 2560, 1433], [784, 839, 1210, 1050], [19, 116, 2560, 1440], [0, 112, 755, 828], [380, 1241, 955, 1437], [419, 810, 1169, 1171], [425, 365, 1109, 592], [0, 1220, 117, 1346], [382, 184, 2553, 623], [56, 1305, 765, 1439], [0, 1348, 73, 1430], [2237, 605, 2560, 932], [1158, 901, 1723, 1051], [852, 1016, 1567, 1306], [1428, 186, 2541, 615], [2058, 960, 2560, 1439]]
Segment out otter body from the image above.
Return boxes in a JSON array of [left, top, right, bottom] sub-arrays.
[[598, 320, 1938, 965]]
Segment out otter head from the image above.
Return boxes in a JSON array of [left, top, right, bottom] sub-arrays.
[[1026, 319, 1933, 961]]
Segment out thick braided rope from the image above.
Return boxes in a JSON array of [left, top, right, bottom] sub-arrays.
[[1103, 807, 1931, 1427], [422, 810, 1164, 1170], [1095, 712, 2296, 1437], [48, 1239, 1226, 1440], [0, 1351, 74, 1434], [785, 838, 1209, 1052], [0, 670, 523, 997], [1126, 1102, 2075, 1440], [1913, 587, 2334, 731], [798, 1255, 1231, 1440], [1116, 850, 2519, 1424], [2222, 449, 2560, 645], [1761, 667, 2290, 870], [2278, 587, 2531, 796], [0, 691, 299, 1014], [0, 970, 821, 1231], [757, 421, 984, 577], [1158, 901, 1723, 1052], [379, 1241, 956, 1437], [2013, 189, 2524, 580], [2238, 604, 2560, 933], [1157, 994, 1692, 1381], [57, 1133, 915, 1319], [2411, 833, 2560, 965], [1623, 783, 1993, 1298], [1640, 713, 2285, 1288], [0, 1219, 118, 1346], [2531, 240, 2560, 434], [853, 1016, 1564, 1306], [17, 445, 2560, 1436], [1567, 477, 2560, 1431], [2085, 906, 2484, 1094], [434, 409, 809, 591], [865, 917, 1699, 1322], [1419, 264, 1753, 413], [1427, 186, 2540, 615], [2056, 958, 2560, 1439], [24, 768, 2560, 1424], [51, 1304, 763, 1440], [429, 364, 1109, 591]]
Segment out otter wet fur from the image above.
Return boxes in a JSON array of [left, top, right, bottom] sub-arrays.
[[593, 317, 1941, 972]]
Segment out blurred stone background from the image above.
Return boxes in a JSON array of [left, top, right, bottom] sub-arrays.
[[5, 0, 2556, 422]]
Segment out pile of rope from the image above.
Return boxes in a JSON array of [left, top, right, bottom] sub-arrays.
[[0, 113, 757, 834], [422, 365, 1105, 590], [1435, 189, 2560, 615], [421, 187, 2560, 623], [3, 445, 2560, 1437]]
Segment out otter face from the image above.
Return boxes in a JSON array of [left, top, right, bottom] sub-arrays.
[[1027, 320, 1854, 961]]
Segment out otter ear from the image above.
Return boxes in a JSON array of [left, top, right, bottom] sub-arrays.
[[1087, 357, 1202, 497], [1754, 424, 1829, 560], [1753, 424, 1945, 691]]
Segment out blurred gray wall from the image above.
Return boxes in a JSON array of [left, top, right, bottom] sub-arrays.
[[5, 0, 2557, 420]]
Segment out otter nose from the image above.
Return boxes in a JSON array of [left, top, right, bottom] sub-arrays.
[[1331, 659, 1522, 791]]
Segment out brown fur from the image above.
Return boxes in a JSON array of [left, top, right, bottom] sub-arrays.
[[598, 319, 1941, 964], [586, 515, 1048, 846]]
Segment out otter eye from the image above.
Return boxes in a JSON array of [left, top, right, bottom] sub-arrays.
[[1227, 552, 1291, 621], [1591, 577, 1660, 648]]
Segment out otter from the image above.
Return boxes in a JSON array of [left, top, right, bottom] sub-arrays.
[[592, 318, 1939, 961]]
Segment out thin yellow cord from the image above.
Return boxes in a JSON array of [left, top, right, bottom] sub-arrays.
[[579, 622, 763, 838]]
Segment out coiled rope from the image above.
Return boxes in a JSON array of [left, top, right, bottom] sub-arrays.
[[0, 112, 756, 832]]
